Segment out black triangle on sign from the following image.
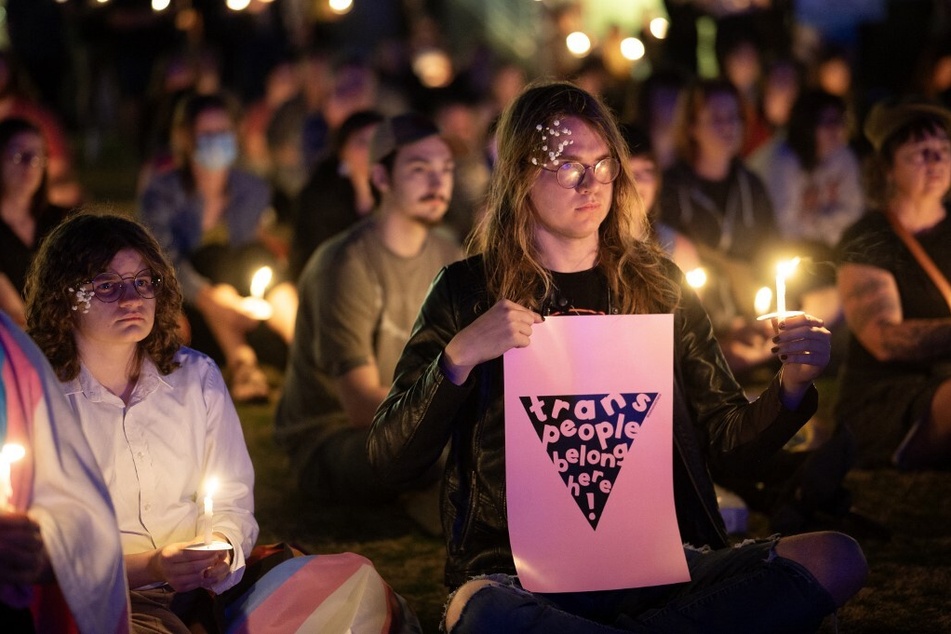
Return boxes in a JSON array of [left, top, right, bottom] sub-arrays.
[[519, 392, 658, 529]]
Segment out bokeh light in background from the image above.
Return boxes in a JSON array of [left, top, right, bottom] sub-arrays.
[[696, 15, 719, 78], [566, 31, 592, 57], [329, 0, 354, 15], [583, 0, 667, 36], [412, 48, 454, 88], [686, 268, 708, 290], [649, 17, 669, 40], [620, 37, 646, 62], [556, 1, 667, 74]]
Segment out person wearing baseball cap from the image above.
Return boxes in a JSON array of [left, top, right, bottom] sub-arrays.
[[275, 112, 461, 535], [835, 97, 951, 470]]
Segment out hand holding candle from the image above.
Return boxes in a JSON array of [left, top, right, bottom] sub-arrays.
[[0, 443, 26, 512], [240, 266, 274, 321]]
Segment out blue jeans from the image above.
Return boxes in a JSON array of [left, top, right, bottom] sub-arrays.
[[448, 539, 836, 633]]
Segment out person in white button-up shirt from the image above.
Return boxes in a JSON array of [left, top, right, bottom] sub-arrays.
[[25, 213, 258, 632]]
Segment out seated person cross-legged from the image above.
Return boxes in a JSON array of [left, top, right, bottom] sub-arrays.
[[368, 80, 868, 633]]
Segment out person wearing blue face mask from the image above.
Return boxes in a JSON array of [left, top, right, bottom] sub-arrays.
[[194, 130, 239, 171], [139, 92, 298, 403]]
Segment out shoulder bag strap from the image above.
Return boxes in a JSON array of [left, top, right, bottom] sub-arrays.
[[884, 210, 951, 313]]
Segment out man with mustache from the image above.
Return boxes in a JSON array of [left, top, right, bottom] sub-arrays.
[[275, 113, 461, 533]]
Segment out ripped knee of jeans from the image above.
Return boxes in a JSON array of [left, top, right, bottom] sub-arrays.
[[683, 542, 712, 554], [442, 574, 513, 632], [732, 534, 781, 563]]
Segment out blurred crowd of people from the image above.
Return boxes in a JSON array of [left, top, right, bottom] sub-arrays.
[[0, 3, 946, 448], [1, 0, 951, 628]]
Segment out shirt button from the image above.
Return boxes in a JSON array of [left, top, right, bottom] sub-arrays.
[[137, 452, 145, 459], [144, 504, 151, 511]]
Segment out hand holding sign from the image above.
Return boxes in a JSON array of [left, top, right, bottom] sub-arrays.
[[443, 299, 543, 385]]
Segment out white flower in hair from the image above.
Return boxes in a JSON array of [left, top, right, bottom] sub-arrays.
[[532, 118, 573, 167], [68, 287, 94, 314]]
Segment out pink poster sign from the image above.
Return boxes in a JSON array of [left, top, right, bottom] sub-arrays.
[[503, 314, 689, 593]]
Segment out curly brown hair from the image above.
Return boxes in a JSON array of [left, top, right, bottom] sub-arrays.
[[24, 212, 184, 381], [469, 79, 681, 315]]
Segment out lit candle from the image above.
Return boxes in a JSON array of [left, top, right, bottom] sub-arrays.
[[250, 266, 273, 300], [775, 257, 801, 319], [0, 443, 26, 512], [240, 266, 274, 320], [202, 477, 219, 545]]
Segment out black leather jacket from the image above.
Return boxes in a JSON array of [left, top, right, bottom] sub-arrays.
[[368, 255, 817, 589]]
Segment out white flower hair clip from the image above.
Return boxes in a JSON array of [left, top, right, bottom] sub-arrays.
[[68, 286, 94, 314], [530, 119, 573, 168]]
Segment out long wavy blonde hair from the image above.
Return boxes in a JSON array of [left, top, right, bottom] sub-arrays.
[[470, 80, 680, 314]]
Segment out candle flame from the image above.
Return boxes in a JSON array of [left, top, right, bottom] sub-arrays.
[[0, 443, 25, 464], [204, 477, 219, 498], [685, 267, 707, 289], [775, 257, 801, 318], [755, 286, 773, 316], [777, 257, 801, 280], [250, 267, 273, 300]]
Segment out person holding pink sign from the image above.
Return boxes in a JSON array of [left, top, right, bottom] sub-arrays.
[[369, 81, 868, 632]]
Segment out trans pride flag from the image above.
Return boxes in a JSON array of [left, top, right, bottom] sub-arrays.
[[0, 319, 37, 511], [224, 552, 421, 633], [0, 312, 130, 633]]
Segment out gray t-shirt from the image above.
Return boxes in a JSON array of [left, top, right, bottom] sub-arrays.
[[275, 215, 462, 448]]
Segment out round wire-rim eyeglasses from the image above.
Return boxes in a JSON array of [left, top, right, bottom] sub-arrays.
[[82, 269, 162, 303], [539, 157, 621, 189]]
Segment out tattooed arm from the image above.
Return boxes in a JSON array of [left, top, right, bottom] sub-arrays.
[[838, 262, 951, 362]]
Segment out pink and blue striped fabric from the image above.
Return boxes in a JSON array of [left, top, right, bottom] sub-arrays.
[[0, 321, 38, 508], [224, 552, 421, 633]]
